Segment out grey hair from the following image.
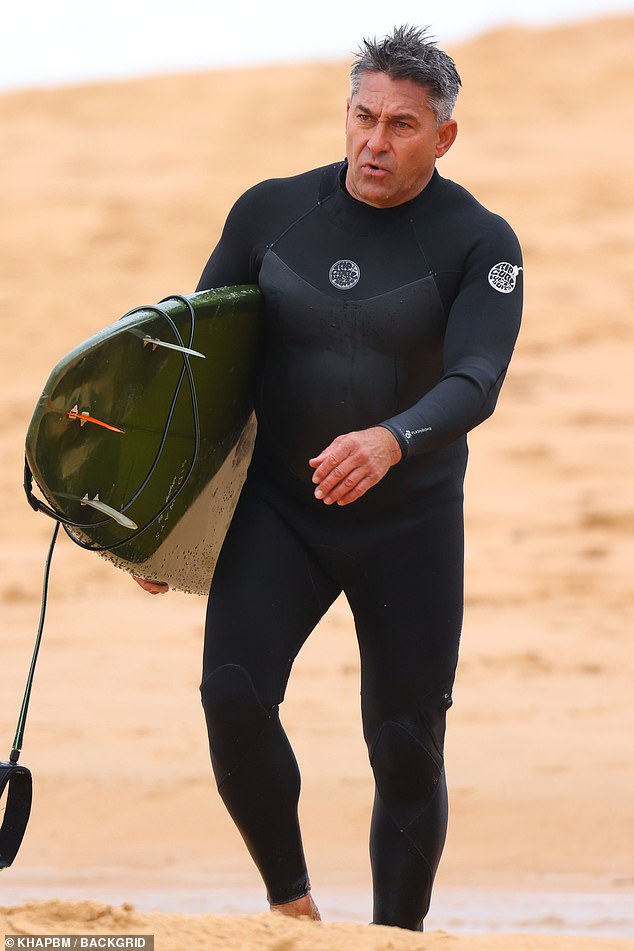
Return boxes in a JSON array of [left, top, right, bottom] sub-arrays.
[[350, 24, 461, 125]]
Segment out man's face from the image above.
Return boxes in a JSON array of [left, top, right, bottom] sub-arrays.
[[345, 71, 457, 208]]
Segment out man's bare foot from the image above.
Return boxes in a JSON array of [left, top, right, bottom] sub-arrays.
[[270, 893, 321, 921]]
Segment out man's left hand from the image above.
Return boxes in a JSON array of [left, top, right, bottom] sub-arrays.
[[132, 575, 170, 595], [309, 427, 402, 506]]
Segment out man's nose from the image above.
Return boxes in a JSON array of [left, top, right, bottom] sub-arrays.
[[366, 122, 390, 153]]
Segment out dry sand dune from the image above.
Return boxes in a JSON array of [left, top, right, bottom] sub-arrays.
[[1, 14, 633, 950]]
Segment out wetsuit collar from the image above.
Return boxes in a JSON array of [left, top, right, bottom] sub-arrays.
[[323, 161, 440, 235], [338, 160, 439, 212]]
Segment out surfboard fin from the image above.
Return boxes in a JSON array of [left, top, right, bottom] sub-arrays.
[[68, 405, 124, 434], [142, 336, 205, 358], [81, 494, 138, 530]]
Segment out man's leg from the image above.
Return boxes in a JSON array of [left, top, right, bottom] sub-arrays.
[[346, 493, 464, 930], [201, 489, 340, 912]]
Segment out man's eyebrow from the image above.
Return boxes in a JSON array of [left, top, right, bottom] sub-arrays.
[[352, 102, 419, 122], [352, 102, 375, 115]]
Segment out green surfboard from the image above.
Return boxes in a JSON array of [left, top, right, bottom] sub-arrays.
[[24, 287, 263, 594]]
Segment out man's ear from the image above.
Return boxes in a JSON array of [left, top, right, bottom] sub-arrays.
[[436, 119, 458, 158]]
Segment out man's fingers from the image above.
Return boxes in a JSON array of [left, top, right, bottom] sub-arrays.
[[132, 575, 170, 595], [334, 475, 376, 506], [313, 456, 358, 498], [316, 466, 365, 503], [309, 443, 352, 482], [311, 438, 383, 502]]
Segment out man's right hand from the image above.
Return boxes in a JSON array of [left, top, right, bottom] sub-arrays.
[[132, 575, 170, 595]]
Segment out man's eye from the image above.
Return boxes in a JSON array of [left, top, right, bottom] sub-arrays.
[[396, 121, 411, 130]]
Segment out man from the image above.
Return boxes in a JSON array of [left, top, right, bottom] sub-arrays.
[[136, 24, 522, 931]]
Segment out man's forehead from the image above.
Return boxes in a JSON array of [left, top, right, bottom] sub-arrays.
[[350, 72, 433, 114]]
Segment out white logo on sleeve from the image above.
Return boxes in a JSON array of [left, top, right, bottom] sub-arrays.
[[488, 262, 523, 294], [329, 259, 361, 289]]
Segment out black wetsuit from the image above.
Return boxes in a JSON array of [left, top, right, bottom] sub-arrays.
[[196, 161, 522, 930]]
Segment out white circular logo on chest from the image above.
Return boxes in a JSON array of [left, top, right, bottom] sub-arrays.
[[488, 262, 523, 294], [329, 259, 361, 290]]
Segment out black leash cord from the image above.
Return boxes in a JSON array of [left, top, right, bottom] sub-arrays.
[[9, 521, 60, 764], [0, 522, 59, 869]]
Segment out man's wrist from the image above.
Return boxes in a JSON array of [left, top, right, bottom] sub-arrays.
[[376, 425, 404, 464]]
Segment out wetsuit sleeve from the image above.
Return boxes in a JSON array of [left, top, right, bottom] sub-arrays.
[[195, 189, 261, 291], [380, 219, 523, 459]]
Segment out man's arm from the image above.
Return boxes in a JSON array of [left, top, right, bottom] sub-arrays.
[[380, 217, 523, 460], [196, 185, 268, 291]]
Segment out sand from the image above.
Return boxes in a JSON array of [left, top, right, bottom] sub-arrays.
[[1, 13, 633, 950]]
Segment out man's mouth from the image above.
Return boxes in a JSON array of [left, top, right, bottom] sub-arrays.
[[362, 162, 388, 175]]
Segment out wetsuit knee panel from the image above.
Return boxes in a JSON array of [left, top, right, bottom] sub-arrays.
[[370, 719, 443, 828], [200, 664, 271, 771]]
